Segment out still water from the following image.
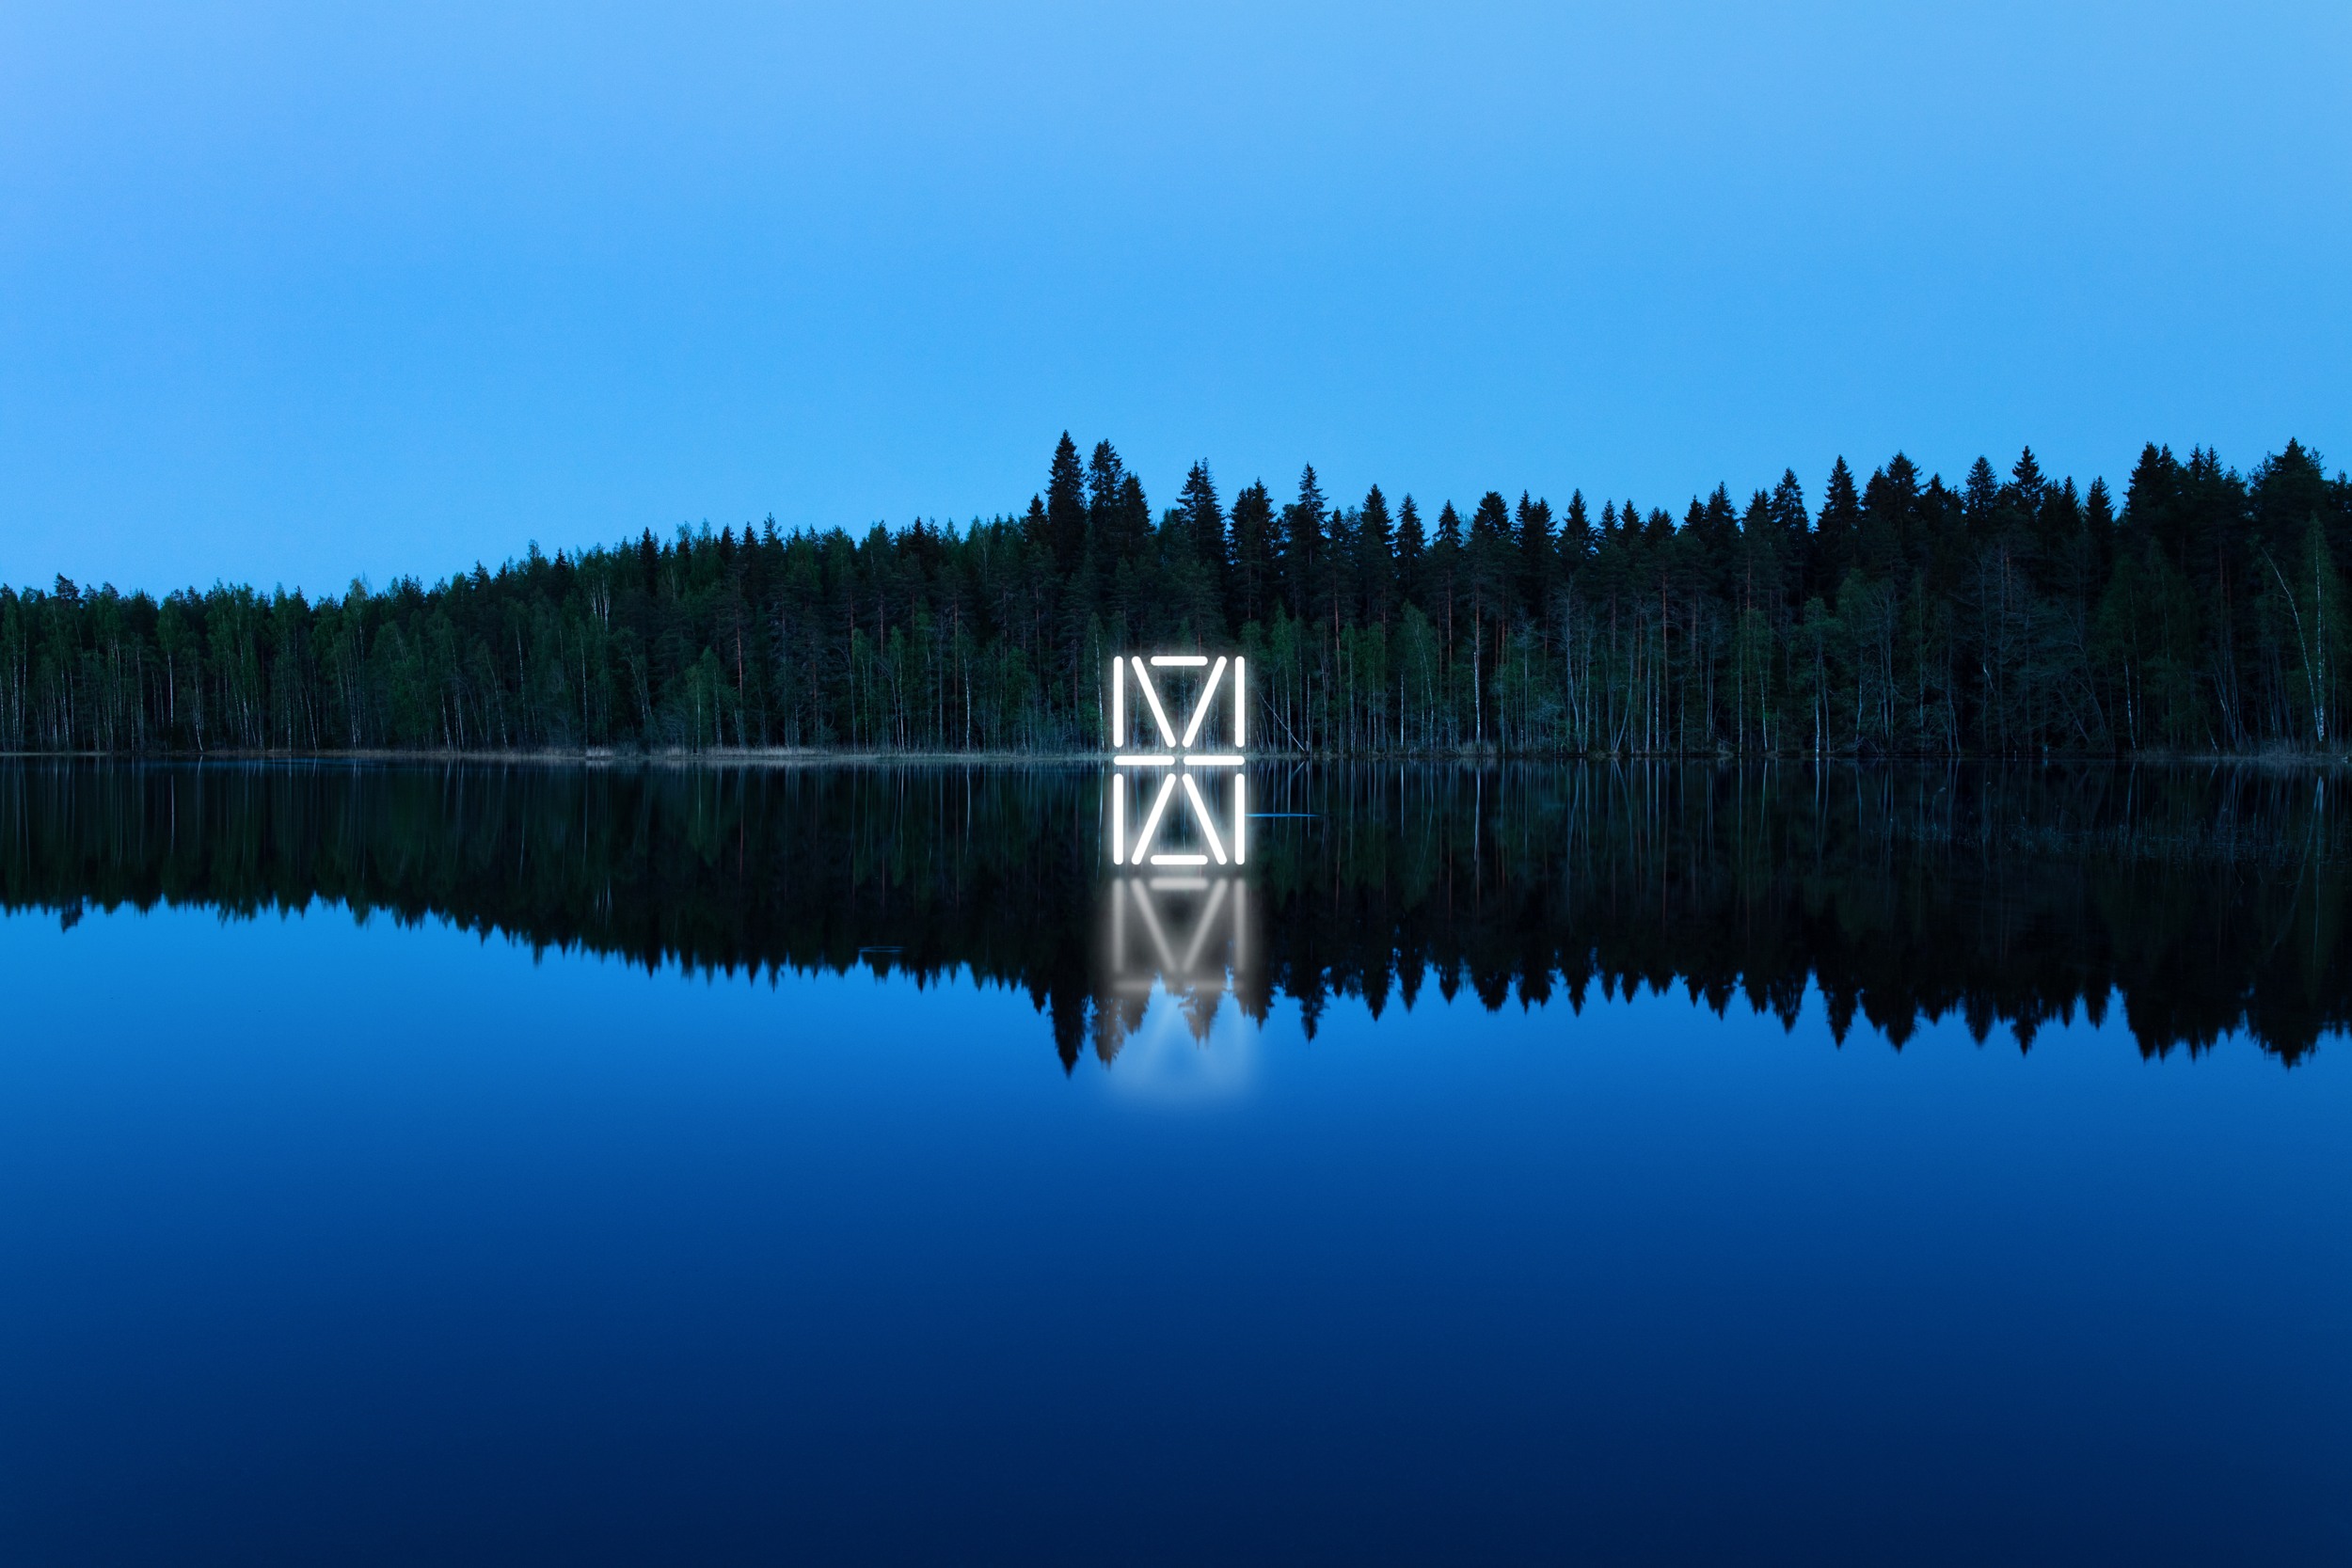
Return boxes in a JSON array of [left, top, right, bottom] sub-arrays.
[[1, 763, 2346, 1564]]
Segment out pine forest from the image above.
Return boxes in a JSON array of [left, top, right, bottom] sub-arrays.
[[4, 434, 2348, 757]]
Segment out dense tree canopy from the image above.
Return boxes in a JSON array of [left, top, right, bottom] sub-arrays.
[[4, 435, 2346, 754]]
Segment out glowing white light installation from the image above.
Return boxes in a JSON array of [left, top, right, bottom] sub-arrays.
[[1109, 655, 1247, 869]]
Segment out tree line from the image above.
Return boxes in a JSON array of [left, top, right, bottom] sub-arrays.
[[4, 434, 2346, 755], [2, 760, 2341, 1066]]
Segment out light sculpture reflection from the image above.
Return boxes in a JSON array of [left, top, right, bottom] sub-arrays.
[[1101, 655, 1253, 1035], [1104, 876, 1248, 999]]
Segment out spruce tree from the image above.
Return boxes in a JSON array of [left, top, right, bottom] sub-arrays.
[[1279, 466, 1327, 620], [1087, 442, 1150, 565], [1558, 491, 1592, 582], [1516, 492, 1554, 617], [1769, 471, 1807, 532], [2010, 447, 2047, 512], [1111, 472, 1151, 564], [1176, 461, 1230, 598], [1813, 458, 1861, 599], [1394, 495, 1426, 613], [1324, 504, 1359, 629], [1045, 434, 1088, 573], [1427, 501, 1464, 636], [1469, 492, 1512, 614], [1359, 485, 1396, 626], [1230, 482, 1277, 626]]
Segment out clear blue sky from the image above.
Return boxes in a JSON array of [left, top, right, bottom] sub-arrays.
[[2, 2, 2344, 597]]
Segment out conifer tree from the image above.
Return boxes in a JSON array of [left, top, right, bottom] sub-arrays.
[[1230, 482, 1277, 626], [1516, 492, 1554, 617], [1394, 495, 1426, 611], [1045, 434, 1089, 572], [1813, 458, 1861, 599], [1359, 485, 1396, 626], [1427, 500, 1464, 625], [1558, 491, 1592, 581], [1176, 462, 1231, 610], [1279, 466, 1327, 621]]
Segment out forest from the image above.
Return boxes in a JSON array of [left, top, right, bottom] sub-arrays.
[[3, 435, 2347, 756]]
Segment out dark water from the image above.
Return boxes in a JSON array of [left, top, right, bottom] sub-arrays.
[[1, 763, 2346, 1564]]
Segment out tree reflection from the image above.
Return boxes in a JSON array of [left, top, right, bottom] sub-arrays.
[[0, 761, 2343, 1065]]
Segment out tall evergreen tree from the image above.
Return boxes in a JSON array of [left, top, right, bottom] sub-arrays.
[[1394, 495, 1426, 611], [1279, 465, 1327, 620], [1230, 481, 1277, 626], [1359, 485, 1396, 626], [1515, 493, 1555, 616], [1087, 441, 1151, 565], [1045, 434, 1088, 572], [1425, 501, 1465, 635], [1176, 461, 1230, 591], [1558, 491, 1593, 583], [1812, 457, 1861, 598]]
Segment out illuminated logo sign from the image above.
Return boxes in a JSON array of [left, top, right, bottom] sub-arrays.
[[1107, 655, 1247, 868]]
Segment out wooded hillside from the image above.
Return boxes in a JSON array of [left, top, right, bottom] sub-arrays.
[[5, 435, 2345, 755]]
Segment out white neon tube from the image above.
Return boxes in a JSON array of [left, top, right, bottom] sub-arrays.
[[1232, 773, 1247, 865], [1132, 657, 1178, 747], [1181, 773, 1228, 864], [1110, 774, 1124, 864], [1110, 657, 1123, 747], [1149, 853, 1209, 866], [1149, 655, 1210, 666], [1181, 657, 1229, 748], [1129, 774, 1178, 862], [1232, 657, 1246, 747]]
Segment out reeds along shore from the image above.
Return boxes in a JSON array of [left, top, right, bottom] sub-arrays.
[[5, 436, 2347, 758]]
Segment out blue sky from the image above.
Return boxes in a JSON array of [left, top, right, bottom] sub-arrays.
[[1, 1, 2344, 596]]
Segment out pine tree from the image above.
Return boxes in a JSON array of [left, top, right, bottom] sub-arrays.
[[1324, 504, 1359, 630], [1359, 485, 1396, 626], [1813, 458, 1861, 599], [1177, 461, 1230, 603], [1468, 492, 1512, 617], [1394, 495, 1426, 613], [1230, 482, 1277, 627], [1088, 442, 1150, 565], [1279, 465, 1327, 621], [1558, 491, 1592, 581], [2010, 447, 2047, 512], [1045, 434, 1088, 573], [1427, 501, 1464, 632], [1515, 492, 1554, 617]]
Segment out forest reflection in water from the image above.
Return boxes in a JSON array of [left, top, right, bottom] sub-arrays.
[[2, 759, 2344, 1067]]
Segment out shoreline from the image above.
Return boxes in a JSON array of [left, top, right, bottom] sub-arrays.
[[0, 747, 2345, 769]]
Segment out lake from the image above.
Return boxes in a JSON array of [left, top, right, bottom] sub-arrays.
[[1, 762, 2346, 1564]]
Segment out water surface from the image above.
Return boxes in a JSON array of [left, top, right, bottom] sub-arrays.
[[1, 764, 2345, 1563]]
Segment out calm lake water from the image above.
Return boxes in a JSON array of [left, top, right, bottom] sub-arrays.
[[1, 763, 2346, 1564]]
